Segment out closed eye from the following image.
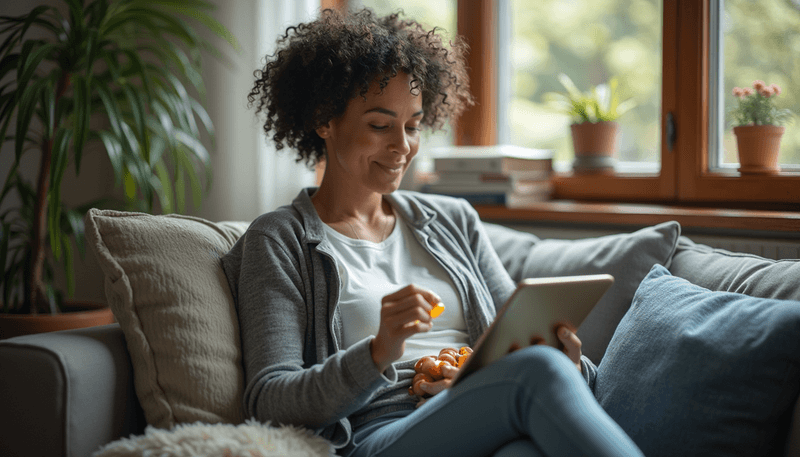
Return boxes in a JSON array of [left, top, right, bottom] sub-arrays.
[[369, 124, 389, 130]]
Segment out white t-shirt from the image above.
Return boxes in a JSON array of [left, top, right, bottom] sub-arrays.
[[322, 214, 469, 363]]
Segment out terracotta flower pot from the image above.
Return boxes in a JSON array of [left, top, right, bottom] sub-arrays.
[[570, 121, 620, 173], [733, 125, 785, 175], [0, 301, 115, 339]]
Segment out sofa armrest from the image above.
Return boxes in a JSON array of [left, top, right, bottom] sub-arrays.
[[0, 324, 145, 457]]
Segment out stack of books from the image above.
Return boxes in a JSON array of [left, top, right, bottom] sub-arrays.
[[421, 145, 554, 207]]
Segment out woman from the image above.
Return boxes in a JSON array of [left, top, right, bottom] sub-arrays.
[[222, 8, 643, 457]]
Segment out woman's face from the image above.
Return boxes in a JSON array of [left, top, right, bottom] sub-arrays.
[[316, 73, 423, 195]]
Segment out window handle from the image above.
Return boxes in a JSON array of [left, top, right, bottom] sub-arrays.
[[667, 112, 677, 151]]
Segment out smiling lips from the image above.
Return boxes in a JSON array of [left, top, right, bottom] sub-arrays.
[[377, 162, 405, 173]]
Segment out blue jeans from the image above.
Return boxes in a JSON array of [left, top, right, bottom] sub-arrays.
[[344, 346, 643, 457]]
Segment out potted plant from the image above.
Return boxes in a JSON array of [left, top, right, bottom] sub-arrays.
[[0, 0, 237, 338], [729, 80, 793, 175], [545, 73, 635, 173]]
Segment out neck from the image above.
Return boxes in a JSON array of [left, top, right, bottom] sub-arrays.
[[312, 178, 390, 225]]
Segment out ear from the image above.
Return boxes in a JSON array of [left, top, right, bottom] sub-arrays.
[[316, 122, 331, 139]]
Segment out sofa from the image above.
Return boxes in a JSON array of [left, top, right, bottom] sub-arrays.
[[1, 208, 799, 457]]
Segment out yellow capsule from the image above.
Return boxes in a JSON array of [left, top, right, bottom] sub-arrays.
[[430, 302, 445, 318]]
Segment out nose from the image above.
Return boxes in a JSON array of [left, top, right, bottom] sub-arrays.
[[389, 126, 412, 156]]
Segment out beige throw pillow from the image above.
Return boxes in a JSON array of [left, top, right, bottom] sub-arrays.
[[85, 209, 249, 428]]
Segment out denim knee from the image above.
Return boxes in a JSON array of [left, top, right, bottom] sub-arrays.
[[496, 345, 578, 387]]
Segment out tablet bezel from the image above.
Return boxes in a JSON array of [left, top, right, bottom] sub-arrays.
[[451, 273, 614, 386]]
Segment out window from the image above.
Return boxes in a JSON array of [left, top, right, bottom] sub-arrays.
[[459, 0, 800, 206], [712, 0, 800, 172], [502, 0, 663, 172], [332, 0, 800, 206]]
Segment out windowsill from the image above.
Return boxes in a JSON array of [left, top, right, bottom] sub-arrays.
[[473, 200, 800, 237]]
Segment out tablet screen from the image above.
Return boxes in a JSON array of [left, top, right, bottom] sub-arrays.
[[452, 274, 614, 386]]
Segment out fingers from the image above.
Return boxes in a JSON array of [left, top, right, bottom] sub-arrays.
[[372, 285, 439, 371], [557, 326, 583, 372], [382, 284, 441, 308], [439, 363, 459, 379], [419, 378, 452, 397], [385, 295, 433, 331]]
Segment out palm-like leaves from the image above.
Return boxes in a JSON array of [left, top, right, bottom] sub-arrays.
[[545, 73, 636, 124], [0, 0, 237, 313]]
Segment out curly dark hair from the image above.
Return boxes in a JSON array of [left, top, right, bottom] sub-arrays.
[[248, 8, 474, 167]]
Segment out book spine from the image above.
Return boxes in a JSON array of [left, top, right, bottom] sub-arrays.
[[434, 170, 552, 185], [424, 179, 553, 196], [431, 192, 508, 205], [421, 188, 552, 206], [434, 157, 552, 174]]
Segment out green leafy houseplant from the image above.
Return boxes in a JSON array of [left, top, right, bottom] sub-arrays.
[[0, 0, 238, 314], [544, 73, 636, 172], [545, 73, 636, 124]]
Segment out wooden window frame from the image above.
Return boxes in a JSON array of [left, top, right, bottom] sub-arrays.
[[455, 0, 800, 207]]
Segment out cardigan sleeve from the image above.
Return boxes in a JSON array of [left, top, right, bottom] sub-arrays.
[[227, 226, 397, 445]]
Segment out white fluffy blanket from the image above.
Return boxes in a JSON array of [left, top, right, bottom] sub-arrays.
[[93, 420, 335, 457]]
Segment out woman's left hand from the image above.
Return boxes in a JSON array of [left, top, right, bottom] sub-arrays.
[[557, 326, 583, 373], [415, 363, 459, 408]]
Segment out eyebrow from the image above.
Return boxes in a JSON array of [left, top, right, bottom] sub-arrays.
[[365, 107, 424, 118]]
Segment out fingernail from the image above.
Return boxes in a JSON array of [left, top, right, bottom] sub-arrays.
[[561, 328, 570, 337]]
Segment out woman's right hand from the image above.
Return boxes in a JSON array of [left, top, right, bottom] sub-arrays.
[[370, 284, 440, 372]]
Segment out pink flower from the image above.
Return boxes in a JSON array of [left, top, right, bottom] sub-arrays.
[[753, 80, 766, 90], [732, 87, 744, 98], [770, 84, 781, 96], [742, 87, 754, 96], [759, 86, 774, 98]]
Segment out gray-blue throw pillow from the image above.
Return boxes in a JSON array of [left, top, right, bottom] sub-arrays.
[[595, 264, 800, 457]]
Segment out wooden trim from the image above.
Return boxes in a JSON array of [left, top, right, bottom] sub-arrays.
[[552, 173, 669, 202], [474, 202, 800, 234], [455, 0, 496, 146], [549, 1, 679, 202], [675, 0, 709, 200], [660, 0, 679, 200], [676, 0, 800, 204]]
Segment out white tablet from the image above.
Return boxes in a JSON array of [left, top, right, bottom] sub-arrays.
[[451, 274, 614, 386]]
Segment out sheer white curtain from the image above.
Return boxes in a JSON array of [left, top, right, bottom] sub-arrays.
[[198, 0, 318, 223]]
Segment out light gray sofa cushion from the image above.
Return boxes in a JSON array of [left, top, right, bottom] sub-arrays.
[[669, 236, 800, 301], [483, 221, 681, 363]]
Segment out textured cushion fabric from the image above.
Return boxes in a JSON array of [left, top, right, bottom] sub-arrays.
[[669, 236, 800, 301], [92, 420, 335, 457], [85, 209, 249, 429], [595, 264, 800, 457], [481, 223, 541, 280], [483, 221, 681, 363]]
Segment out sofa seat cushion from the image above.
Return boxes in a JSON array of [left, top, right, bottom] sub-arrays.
[[85, 209, 249, 429], [595, 264, 800, 457], [483, 221, 681, 363]]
